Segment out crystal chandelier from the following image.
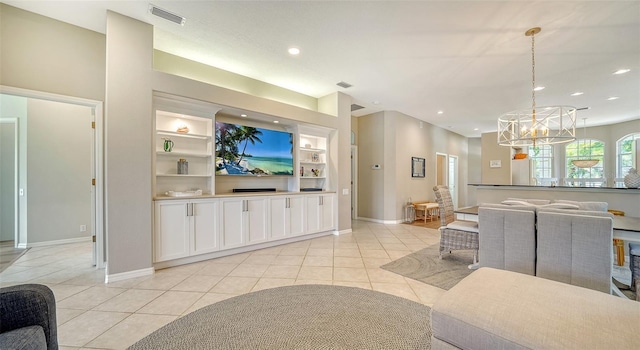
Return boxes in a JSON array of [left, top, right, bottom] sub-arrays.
[[498, 27, 576, 147]]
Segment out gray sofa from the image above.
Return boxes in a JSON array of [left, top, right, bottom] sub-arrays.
[[0, 284, 58, 350], [431, 267, 640, 349]]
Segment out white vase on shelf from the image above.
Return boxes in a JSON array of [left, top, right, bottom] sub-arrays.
[[624, 168, 640, 189]]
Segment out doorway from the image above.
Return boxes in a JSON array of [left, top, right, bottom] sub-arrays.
[[0, 86, 104, 268], [0, 119, 18, 245]]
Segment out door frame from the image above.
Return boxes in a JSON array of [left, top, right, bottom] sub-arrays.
[[448, 155, 459, 209], [0, 86, 105, 269], [0, 118, 18, 245], [350, 145, 358, 220]]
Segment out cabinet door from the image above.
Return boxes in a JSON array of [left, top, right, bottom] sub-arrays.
[[288, 196, 306, 236], [306, 195, 321, 233], [246, 198, 268, 245], [270, 197, 288, 240], [191, 200, 219, 255], [320, 194, 335, 232], [154, 200, 190, 262], [220, 199, 245, 249]]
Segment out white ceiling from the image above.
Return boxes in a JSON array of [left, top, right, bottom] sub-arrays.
[[6, 0, 640, 137]]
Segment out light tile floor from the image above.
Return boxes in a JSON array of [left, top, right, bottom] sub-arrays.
[[0, 220, 447, 350]]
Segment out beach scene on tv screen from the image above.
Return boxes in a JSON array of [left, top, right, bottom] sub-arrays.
[[215, 122, 294, 176]]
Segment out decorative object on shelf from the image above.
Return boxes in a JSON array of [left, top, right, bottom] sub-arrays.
[[411, 157, 425, 178], [311, 169, 320, 177], [300, 166, 304, 176], [304, 143, 312, 148], [177, 158, 188, 174], [497, 27, 576, 147], [163, 138, 174, 152], [624, 168, 640, 189], [571, 118, 599, 168], [176, 123, 189, 134], [312, 153, 319, 162]]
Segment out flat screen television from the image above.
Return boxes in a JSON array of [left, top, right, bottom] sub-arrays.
[[215, 121, 294, 176]]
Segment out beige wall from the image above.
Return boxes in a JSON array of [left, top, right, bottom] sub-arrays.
[[356, 111, 469, 222], [104, 11, 153, 275], [153, 50, 318, 113], [481, 132, 511, 184], [467, 137, 482, 204], [27, 99, 93, 244], [0, 4, 105, 101]]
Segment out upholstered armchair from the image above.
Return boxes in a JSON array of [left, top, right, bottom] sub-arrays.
[[433, 185, 479, 264], [0, 284, 58, 350]]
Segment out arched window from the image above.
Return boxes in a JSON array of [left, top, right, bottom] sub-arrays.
[[528, 145, 553, 181], [617, 133, 639, 180], [565, 139, 605, 187]]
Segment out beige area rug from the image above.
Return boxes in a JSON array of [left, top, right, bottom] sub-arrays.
[[128, 284, 431, 350], [381, 244, 474, 290]]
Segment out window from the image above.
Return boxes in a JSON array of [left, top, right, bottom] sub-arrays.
[[529, 145, 553, 180], [565, 139, 605, 187], [617, 133, 639, 180]]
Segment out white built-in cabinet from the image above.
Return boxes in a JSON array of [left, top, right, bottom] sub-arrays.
[[152, 94, 337, 265], [270, 196, 305, 239], [305, 193, 334, 233], [219, 197, 268, 249], [154, 199, 219, 262]]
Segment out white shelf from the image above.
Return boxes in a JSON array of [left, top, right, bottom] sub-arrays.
[[299, 147, 325, 153], [301, 176, 326, 179], [300, 161, 325, 166], [158, 130, 211, 140], [156, 151, 211, 158], [156, 174, 212, 177]]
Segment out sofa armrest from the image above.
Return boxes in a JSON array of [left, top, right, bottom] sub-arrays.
[[0, 284, 58, 350]]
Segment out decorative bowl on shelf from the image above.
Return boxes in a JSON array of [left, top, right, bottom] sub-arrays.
[[513, 153, 527, 160]]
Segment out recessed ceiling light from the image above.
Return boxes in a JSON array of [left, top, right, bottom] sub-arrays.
[[288, 47, 300, 55], [607, 97, 620, 101], [473, 128, 479, 131], [240, 114, 247, 117], [372, 101, 380, 105], [571, 92, 584, 96], [437, 111, 444, 115], [613, 69, 630, 75], [533, 86, 545, 91], [273, 120, 279, 123]]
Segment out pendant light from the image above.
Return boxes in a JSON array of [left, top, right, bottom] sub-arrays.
[[497, 27, 577, 147], [571, 118, 599, 168]]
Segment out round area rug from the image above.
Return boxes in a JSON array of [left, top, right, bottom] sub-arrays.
[[128, 284, 431, 350]]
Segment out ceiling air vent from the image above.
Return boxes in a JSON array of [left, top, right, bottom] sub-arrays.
[[149, 4, 186, 26], [351, 104, 365, 112], [336, 81, 352, 89]]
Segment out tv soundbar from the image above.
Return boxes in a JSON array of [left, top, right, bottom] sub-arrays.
[[301, 188, 323, 191], [232, 188, 277, 193]]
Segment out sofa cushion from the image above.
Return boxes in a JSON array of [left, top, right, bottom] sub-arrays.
[[0, 325, 47, 350], [506, 197, 550, 205], [554, 199, 608, 211], [431, 268, 640, 350], [445, 220, 478, 233]]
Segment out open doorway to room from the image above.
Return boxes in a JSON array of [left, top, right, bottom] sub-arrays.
[[436, 152, 459, 209], [0, 87, 104, 269], [351, 145, 358, 220]]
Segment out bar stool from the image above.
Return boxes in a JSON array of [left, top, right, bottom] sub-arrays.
[[608, 209, 625, 266]]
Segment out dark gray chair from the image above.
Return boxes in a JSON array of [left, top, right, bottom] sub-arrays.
[[0, 284, 58, 350]]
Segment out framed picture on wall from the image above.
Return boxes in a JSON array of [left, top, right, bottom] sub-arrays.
[[412, 157, 425, 178]]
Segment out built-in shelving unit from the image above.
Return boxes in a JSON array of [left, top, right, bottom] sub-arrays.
[[155, 110, 214, 195], [299, 133, 328, 191]]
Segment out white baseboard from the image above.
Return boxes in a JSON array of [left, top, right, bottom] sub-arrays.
[[105, 267, 154, 283], [336, 228, 352, 235], [26, 236, 91, 248], [357, 217, 403, 224]]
